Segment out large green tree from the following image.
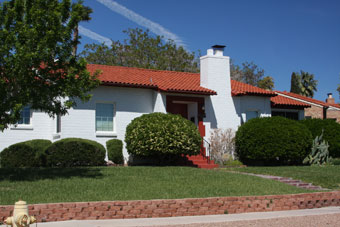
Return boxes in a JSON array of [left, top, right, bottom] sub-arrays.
[[290, 71, 318, 98], [0, 0, 99, 130], [81, 28, 200, 73], [230, 61, 274, 90]]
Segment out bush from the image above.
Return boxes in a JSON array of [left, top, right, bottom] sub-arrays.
[[106, 139, 124, 164], [45, 138, 105, 167], [125, 113, 201, 158], [235, 116, 312, 165], [300, 119, 340, 158], [0, 139, 52, 168]]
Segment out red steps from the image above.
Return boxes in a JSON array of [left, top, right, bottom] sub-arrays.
[[185, 155, 219, 169]]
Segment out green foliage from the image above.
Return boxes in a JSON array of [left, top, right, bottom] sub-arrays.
[[0, 139, 51, 167], [224, 159, 244, 167], [45, 138, 105, 167], [81, 28, 199, 73], [331, 158, 340, 165], [106, 139, 124, 164], [257, 76, 274, 90], [300, 119, 340, 158], [290, 72, 300, 94], [125, 113, 201, 158], [0, 0, 99, 130], [303, 131, 331, 165], [289, 71, 318, 97], [235, 116, 312, 165], [230, 60, 274, 89]]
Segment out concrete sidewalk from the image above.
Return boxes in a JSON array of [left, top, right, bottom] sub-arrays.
[[6, 206, 338, 227]]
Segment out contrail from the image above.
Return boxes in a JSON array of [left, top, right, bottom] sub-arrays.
[[96, 0, 186, 47], [79, 25, 112, 46]]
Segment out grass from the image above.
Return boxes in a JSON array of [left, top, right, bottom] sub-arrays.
[[0, 166, 312, 205], [227, 166, 340, 190]]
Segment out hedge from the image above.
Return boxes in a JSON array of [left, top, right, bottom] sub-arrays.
[[125, 113, 201, 158], [0, 139, 52, 168], [235, 116, 312, 165], [106, 139, 124, 164], [300, 119, 340, 158], [45, 138, 105, 167]]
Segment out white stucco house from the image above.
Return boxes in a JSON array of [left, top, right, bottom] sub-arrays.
[[0, 45, 309, 167]]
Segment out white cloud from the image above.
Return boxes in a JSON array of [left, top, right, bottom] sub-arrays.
[[79, 25, 112, 46], [96, 0, 185, 47]]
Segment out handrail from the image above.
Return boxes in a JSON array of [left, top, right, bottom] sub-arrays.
[[202, 137, 211, 164]]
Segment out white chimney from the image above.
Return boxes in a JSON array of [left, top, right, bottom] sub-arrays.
[[200, 45, 239, 130]]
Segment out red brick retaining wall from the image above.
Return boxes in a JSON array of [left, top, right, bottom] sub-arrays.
[[1, 191, 340, 223]]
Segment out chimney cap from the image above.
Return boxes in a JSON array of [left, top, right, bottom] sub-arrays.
[[212, 45, 226, 49]]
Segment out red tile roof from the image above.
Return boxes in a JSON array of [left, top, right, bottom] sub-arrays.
[[271, 95, 311, 108], [86, 64, 274, 97], [87, 64, 216, 95], [230, 80, 276, 97]]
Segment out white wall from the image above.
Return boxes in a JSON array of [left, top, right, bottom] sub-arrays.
[[234, 96, 272, 124], [0, 110, 54, 152], [60, 86, 154, 160], [0, 86, 155, 161]]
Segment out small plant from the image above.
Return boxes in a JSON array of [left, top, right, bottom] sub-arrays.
[[303, 130, 331, 166], [210, 128, 235, 165], [106, 139, 124, 164], [224, 159, 243, 167]]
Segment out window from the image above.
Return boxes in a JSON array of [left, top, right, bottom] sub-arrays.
[[96, 103, 114, 132], [18, 106, 31, 125], [272, 111, 299, 120], [246, 111, 258, 122]]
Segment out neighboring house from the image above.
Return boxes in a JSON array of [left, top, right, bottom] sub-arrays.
[[0, 45, 311, 164], [274, 91, 340, 122]]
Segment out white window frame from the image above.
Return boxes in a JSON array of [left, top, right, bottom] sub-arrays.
[[11, 106, 33, 130], [95, 102, 117, 137]]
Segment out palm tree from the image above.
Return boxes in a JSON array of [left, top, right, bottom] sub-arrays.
[[290, 71, 318, 98], [299, 71, 318, 98], [72, 2, 92, 56]]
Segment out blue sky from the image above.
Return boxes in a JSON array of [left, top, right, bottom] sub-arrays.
[[78, 0, 340, 103]]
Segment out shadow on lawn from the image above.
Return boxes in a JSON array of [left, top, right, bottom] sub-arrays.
[[0, 167, 103, 182]]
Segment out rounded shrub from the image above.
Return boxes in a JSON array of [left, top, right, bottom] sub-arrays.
[[45, 138, 105, 167], [300, 119, 340, 158], [106, 139, 124, 164], [125, 113, 201, 158], [0, 139, 52, 168], [235, 116, 312, 165]]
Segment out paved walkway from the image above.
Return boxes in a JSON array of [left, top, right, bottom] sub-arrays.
[[231, 171, 328, 190], [11, 206, 339, 227]]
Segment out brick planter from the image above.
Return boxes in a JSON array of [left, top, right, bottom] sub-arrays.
[[1, 191, 340, 223]]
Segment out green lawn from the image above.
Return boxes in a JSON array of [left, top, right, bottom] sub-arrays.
[[0, 167, 311, 205], [227, 166, 340, 190]]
